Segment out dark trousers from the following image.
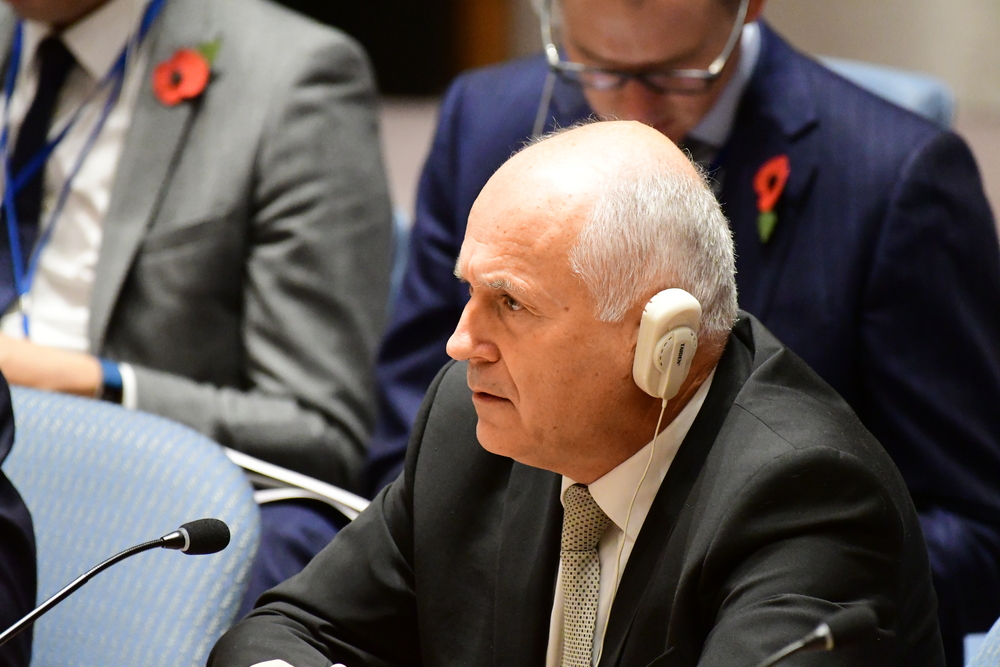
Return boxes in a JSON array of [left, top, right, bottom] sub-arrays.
[[238, 500, 345, 618], [921, 508, 1000, 667]]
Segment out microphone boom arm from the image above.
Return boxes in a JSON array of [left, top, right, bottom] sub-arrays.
[[0, 537, 167, 648], [754, 635, 812, 667]]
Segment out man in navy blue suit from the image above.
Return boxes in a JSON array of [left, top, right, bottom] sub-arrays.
[[369, 0, 1000, 662], [0, 372, 36, 667]]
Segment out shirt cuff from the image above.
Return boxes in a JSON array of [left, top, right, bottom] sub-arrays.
[[119, 362, 137, 410]]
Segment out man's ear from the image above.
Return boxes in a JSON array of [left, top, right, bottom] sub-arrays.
[[745, 0, 767, 24]]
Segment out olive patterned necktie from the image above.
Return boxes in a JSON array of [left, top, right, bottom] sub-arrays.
[[560, 483, 612, 667]]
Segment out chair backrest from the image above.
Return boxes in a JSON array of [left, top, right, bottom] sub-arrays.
[[4, 387, 260, 667], [819, 56, 955, 128], [969, 616, 1000, 666], [389, 206, 412, 312]]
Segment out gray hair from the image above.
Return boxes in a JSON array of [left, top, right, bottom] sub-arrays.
[[568, 158, 738, 341]]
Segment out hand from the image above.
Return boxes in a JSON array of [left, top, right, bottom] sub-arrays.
[[0, 335, 102, 398]]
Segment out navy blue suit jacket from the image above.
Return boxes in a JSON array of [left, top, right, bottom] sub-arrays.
[[0, 376, 36, 667], [370, 23, 1000, 641]]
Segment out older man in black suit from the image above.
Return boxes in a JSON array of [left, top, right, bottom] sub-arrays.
[[210, 121, 942, 666], [369, 4, 1000, 661]]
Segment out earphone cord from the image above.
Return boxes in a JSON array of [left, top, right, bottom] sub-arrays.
[[532, 69, 557, 138], [594, 397, 669, 666]]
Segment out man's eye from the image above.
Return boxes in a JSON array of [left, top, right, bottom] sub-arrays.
[[503, 295, 523, 311]]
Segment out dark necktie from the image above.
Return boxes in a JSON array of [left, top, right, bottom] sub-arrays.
[[681, 137, 725, 197], [680, 137, 717, 166], [0, 36, 76, 311]]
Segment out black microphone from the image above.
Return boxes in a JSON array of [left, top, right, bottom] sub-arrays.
[[754, 606, 879, 667], [160, 518, 231, 555], [0, 518, 230, 648]]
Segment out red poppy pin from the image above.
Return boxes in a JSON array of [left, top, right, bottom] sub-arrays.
[[153, 39, 220, 106], [753, 154, 790, 244]]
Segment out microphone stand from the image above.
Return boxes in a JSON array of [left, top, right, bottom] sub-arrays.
[[0, 537, 167, 648]]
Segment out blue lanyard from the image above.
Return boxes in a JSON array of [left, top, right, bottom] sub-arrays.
[[1, 0, 166, 335]]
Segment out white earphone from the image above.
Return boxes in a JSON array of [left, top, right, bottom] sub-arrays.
[[594, 288, 703, 666], [632, 288, 702, 401]]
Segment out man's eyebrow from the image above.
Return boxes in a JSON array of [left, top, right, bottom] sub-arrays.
[[486, 277, 525, 294], [452, 261, 525, 295]]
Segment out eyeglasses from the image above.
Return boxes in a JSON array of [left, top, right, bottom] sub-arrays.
[[539, 0, 749, 95]]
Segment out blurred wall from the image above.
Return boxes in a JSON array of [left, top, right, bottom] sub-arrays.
[[764, 0, 1000, 118], [510, 0, 541, 60], [276, 0, 456, 94]]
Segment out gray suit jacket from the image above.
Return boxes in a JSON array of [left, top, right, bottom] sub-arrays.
[[0, 0, 394, 488]]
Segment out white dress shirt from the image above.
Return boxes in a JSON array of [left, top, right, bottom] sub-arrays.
[[545, 370, 716, 667], [0, 0, 151, 404]]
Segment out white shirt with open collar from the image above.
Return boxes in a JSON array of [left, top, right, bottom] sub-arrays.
[[545, 369, 716, 666]]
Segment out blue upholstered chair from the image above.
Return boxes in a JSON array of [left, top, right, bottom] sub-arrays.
[[968, 618, 1000, 666], [819, 56, 955, 128], [390, 206, 412, 312], [4, 387, 260, 667]]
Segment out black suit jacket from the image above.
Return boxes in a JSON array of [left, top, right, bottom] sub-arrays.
[[213, 315, 942, 667], [0, 375, 35, 667]]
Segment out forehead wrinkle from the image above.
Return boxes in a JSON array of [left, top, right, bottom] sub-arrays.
[[453, 250, 528, 295]]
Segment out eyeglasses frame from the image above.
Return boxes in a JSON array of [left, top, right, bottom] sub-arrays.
[[539, 0, 751, 94]]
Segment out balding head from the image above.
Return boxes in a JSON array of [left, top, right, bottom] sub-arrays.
[[498, 120, 737, 341], [447, 121, 736, 483], [503, 117, 701, 176], [478, 121, 700, 229]]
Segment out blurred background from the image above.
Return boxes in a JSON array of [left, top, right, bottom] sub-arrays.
[[277, 0, 1000, 223]]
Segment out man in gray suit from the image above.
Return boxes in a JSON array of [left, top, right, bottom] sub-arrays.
[[0, 0, 392, 591]]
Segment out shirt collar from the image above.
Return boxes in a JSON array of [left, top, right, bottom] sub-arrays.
[[686, 21, 761, 150], [22, 0, 148, 81], [561, 368, 717, 542]]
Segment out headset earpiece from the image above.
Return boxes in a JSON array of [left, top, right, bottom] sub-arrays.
[[632, 289, 702, 401]]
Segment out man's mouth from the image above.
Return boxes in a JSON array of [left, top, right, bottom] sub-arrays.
[[471, 391, 509, 404]]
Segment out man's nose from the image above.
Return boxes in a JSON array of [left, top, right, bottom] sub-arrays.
[[614, 80, 668, 126], [445, 313, 473, 361], [446, 298, 499, 362]]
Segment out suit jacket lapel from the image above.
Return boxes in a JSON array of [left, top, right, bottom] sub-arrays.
[[720, 22, 820, 323], [599, 323, 755, 667], [494, 462, 562, 667], [88, 0, 218, 348]]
